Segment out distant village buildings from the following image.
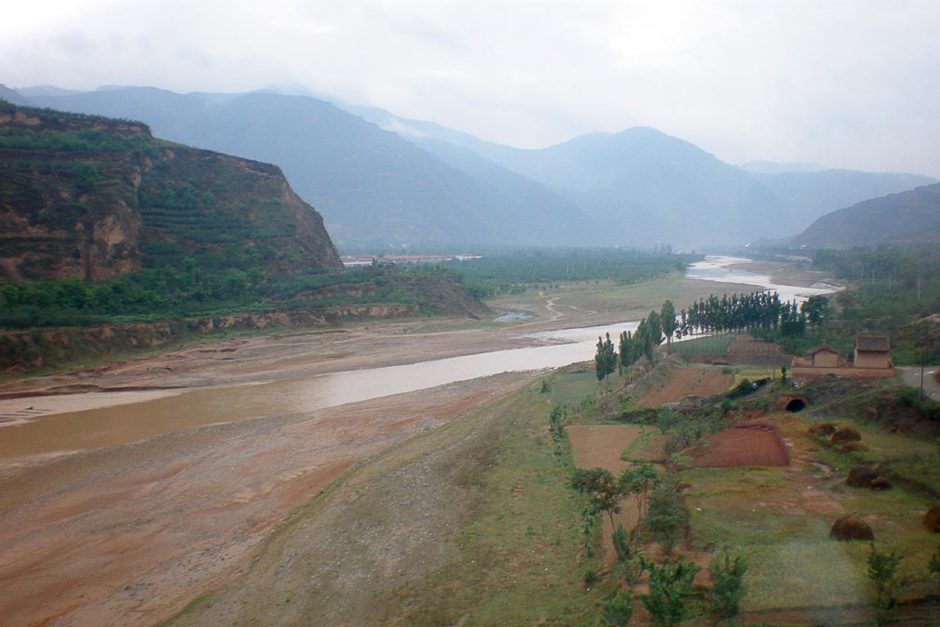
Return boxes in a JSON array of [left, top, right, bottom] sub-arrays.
[[854, 333, 892, 369], [791, 333, 893, 378]]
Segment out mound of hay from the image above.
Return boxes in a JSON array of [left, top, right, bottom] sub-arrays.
[[809, 422, 837, 437], [830, 515, 874, 541], [831, 426, 861, 445], [925, 503, 940, 532], [840, 442, 869, 453], [846, 466, 880, 488], [870, 477, 893, 491]]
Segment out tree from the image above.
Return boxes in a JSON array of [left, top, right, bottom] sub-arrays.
[[571, 467, 622, 527], [867, 544, 907, 623], [646, 475, 689, 555], [641, 558, 700, 626], [601, 590, 634, 626], [801, 295, 828, 331], [661, 300, 677, 353], [708, 550, 748, 622], [648, 311, 663, 347], [595, 333, 617, 382], [620, 462, 659, 527]]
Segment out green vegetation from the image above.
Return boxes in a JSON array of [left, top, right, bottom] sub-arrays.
[[640, 558, 700, 627], [0, 263, 465, 329], [808, 245, 940, 365], [440, 247, 698, 298], [386, 372, 602, 624], [707, 550, 748, 623], [867, 544, 907, 622]]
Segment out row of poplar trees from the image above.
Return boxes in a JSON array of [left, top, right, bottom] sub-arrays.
[[596, 291, 815, 381], [595, 300, 677, 381]]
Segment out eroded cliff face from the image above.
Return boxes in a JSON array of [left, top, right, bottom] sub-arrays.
[[0, 101, 342, 281]]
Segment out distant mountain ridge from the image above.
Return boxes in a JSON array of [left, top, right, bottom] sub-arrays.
[[792, 183, 940, 248], [22, 87, 595, 249], [15, 84, 936, 249]]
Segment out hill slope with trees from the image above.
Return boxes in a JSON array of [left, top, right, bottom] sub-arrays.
[[793, 183, 940, 248]]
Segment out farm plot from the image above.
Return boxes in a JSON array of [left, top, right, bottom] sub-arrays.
[[638, 367, 733, 407], [692, 423, 790, 468]]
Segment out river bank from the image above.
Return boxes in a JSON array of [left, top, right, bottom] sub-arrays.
[[0, 258, 838, 625]]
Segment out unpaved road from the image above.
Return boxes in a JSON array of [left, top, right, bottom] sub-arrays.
[[898, 366, 940, 402]]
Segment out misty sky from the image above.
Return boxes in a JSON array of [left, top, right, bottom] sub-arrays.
[[2, 0, 939, 177]]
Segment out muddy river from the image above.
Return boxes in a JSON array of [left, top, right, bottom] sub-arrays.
[[0, 256, 840, 460]]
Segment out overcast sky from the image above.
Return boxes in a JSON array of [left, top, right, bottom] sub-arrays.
[[2, 0, 938, 177]]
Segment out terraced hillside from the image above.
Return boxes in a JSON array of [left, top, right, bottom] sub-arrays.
[[0, 100, 342, 281]]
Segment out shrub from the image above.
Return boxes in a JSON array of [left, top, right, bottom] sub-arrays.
[[641, 558, 700, 627], [612, 523, 631, 562], [600, 590, 634, 626], [928, 545, 940, 592], [646, 475, 689, 555], [708, 550, 748, 622], [867, 544, 908, 622], [583, 567, 599, 587]]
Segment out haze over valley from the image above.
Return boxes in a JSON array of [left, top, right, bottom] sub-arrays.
[[2, 2, 940, 625]]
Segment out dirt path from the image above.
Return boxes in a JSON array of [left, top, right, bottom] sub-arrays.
[[0, 373, 531, 626]]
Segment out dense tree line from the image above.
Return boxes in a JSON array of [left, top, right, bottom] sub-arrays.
[[440, 248, 697, 298], [596, 292, 825, 378], [0, 262, 455, 329]]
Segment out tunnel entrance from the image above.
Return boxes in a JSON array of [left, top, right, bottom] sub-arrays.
[[785, 398, 807, 412]]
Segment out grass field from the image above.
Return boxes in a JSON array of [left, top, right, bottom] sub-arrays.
[[384, 369, 612, 625], [682, 411, 939, 612]]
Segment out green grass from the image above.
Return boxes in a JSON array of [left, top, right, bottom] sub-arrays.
[[389, 383, 606, 625], [682, 452, 937, 611], [620, 428, 669, 463], [668, 334, 734, 356]]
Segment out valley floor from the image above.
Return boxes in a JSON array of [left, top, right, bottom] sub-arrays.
[[0, 264, 821, 625]]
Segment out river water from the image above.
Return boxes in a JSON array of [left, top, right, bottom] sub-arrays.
[[0, 256, 840, 460]]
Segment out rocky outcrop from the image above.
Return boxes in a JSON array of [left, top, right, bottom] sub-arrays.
[[0, 101, 341, 281]]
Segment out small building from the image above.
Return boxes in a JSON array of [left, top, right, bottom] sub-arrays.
[[854, 333, 891, 369], [807, 345, 843, 368]]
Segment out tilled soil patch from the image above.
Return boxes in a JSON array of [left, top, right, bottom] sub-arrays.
[[692, 423, 790, 468], [639, 367, 733, 407]]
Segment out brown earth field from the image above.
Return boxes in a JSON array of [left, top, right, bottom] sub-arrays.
[[568, 425, 646, 570], [691, 423, 790, 467], [638, 366, 734, 407]]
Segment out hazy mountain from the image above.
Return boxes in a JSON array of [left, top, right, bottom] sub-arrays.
[[28, 87, 595, 249], [792, 183, 940, 248], [30, 85, 934, 249], [0, 84, 29, 105], [739, 161, 826, 174], [17, 85, 83, 97], [752, 169, 936, 230]]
